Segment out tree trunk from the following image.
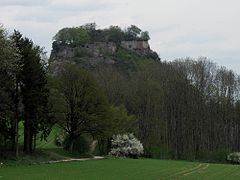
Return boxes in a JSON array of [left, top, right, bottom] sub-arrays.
[[14, 79, 20, 157], [33, 134, 37, 152], [69, 140, 74, 153], [14, 119, 19, 157], [24, 117, 32, 154]]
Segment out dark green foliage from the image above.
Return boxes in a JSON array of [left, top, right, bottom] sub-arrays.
[[0, 26, 19, 151], [52, 23, 150, 49], [12, 30, 51, 154], [124, 25, 150, 41], [57, 64, 109, 152], [140, 31, 150, 41], [63, 135, 91, 154], [53, 27, 91, 47], [93, 55, 240, 161], [112, 47, 157, 72], [97, 105, 136, 155], [105, 26, 124, 43]]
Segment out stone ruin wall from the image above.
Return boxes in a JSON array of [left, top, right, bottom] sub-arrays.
[[51, 40, 150, 60], [121, 40, 150, 50]]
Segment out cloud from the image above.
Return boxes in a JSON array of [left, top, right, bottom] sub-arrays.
[[0, 0, 240, 73], [0, 0, 50, 7], [50, 0, 119, 12], [6, 0, 120, 24]]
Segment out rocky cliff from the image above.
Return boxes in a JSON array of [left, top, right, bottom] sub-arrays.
[[50, 40, 158, 70], [49, 25, 160, 74]]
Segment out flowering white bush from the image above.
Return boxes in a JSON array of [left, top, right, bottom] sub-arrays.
[[227, 152, 240, 164], [109, 133, 144, 158]]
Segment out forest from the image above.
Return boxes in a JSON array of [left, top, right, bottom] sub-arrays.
[[1, 23, 240, 162]]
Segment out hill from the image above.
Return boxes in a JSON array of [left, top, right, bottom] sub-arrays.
[[49, 23, 159, 74], [47, 24, 240, 162]]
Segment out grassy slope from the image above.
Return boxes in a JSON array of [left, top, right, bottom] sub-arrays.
[[1, 123, 68, 165], [2, 123, 92, 165], [18, 122, 60, 149], [0, 158, 240, 180]]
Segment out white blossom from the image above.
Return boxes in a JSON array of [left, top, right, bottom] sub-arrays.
[[110, 133, 144, 158]]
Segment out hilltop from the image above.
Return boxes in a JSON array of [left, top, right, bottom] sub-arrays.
[[49, 23, 159, 73]]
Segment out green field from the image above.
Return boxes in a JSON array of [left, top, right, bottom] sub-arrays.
[[0, 158, 240, 180], [3, 125, 239, 179]]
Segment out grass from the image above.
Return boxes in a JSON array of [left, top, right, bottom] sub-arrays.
[[4, 121, 96, 161], [3, 124, 240, 179], [1, 158, 240, 179], [18, 122, 61, 149], [1, 123, 93, 165]]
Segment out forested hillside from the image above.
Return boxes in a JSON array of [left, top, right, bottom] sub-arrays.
[[50, 23, 240, 161], [1, 23, 240, 162]]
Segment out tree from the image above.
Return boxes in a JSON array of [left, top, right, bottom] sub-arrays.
[[53, 27, 90, 46], [140, 31, 150, 41], [125, 25, 142, 40], [105, 26, 124, 43], [58, 64, 109, 152], [98, 105, 136, 154], [12, 31, 50, 154], [0, 26, 19, 154]]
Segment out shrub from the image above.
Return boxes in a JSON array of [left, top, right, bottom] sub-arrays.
[[63, 135, 91, 153], [109, 133, 144, 158], [227, 152, 240, 164]]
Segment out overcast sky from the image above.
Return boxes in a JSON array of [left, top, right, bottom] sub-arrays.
[[0, 0, 239, 73]]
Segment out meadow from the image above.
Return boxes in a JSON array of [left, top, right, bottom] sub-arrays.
[[1, 125, 239, 180], [1, 158, 240, 180]]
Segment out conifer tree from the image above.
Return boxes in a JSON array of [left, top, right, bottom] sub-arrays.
[[12, 31, 50, 153]]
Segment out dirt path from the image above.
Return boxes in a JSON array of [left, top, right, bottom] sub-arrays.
[[46, 156, 105, 164], [166, 163, 210, 179], [183, 164, 210, 176]]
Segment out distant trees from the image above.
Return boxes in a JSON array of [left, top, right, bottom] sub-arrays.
[[106, 26, 124, 44], [125, 25, 150, 41], [92, 55, 240, 161], [169, 58, 240, 156], [52, 23, 151, 48], [140, 31, 150, 41], [53, 27, 91, 46]]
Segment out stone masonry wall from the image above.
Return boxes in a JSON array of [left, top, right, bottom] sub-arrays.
[[121, 40, 150, 50]]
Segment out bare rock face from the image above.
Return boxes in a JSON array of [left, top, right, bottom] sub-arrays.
[[49, 41, 118, 74], [49, 40, 159, 74]]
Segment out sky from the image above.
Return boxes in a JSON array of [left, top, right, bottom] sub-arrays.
[[0, 0, 240, 73]]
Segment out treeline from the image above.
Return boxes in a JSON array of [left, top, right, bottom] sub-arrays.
[[53, 23, 150, 48], [92, 56, 240, 160]]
